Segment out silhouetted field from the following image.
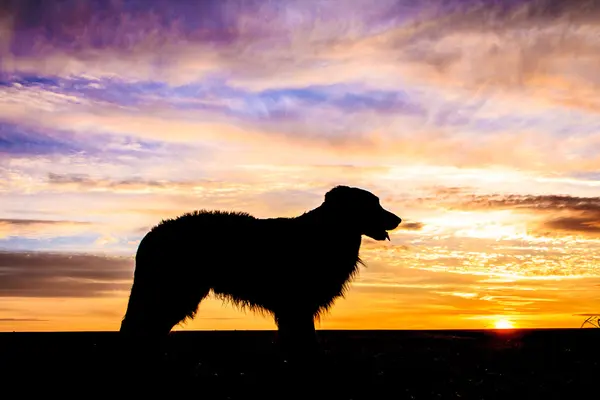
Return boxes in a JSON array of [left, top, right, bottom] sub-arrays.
[[1, 329, 598, 398]]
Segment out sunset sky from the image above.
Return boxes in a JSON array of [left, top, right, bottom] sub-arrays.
[[1, 0, 599, 332]]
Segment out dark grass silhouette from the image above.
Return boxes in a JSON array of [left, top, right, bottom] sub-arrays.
[[4, 329, 600, 398], [119, 185, 401, 359]]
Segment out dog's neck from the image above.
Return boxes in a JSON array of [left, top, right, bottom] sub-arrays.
[[298, 204, 361, 239]]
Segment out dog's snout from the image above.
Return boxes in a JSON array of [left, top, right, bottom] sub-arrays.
[[383, 210, 401, 229]]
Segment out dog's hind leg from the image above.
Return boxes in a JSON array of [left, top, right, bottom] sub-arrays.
[[121, 281, 210, 336], [120, 279, 211, 382]]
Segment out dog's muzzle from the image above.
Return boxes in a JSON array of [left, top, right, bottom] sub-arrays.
[[366, 210, 402, 241], [384, 211, 402, 240]]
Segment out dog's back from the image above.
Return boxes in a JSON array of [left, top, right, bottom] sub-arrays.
[[134, 209, 357, 290], [137, 210, 293, 269]]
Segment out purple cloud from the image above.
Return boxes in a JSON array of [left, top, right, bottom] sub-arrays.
[[0, 122, 81, 156]]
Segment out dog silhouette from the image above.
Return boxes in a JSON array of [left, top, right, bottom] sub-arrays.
[[120, 185, 402, 357]]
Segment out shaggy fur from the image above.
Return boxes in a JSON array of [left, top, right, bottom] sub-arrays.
[[120, 185, 401, 354]]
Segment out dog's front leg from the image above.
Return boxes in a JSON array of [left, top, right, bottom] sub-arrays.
[[274, 311, 320, 362]]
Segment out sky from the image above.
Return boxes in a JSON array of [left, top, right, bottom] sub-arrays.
[[1, 0, 599, 332]]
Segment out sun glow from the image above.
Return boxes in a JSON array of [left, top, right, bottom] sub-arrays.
[[421, 211, 530, 240], [494, 319, 516, 330]]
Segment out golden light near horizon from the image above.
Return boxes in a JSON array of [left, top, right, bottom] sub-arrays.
[[494, 319, 516, 330]]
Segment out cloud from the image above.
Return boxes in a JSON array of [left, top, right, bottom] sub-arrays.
[[1, 0, 598, 104], [397, 221, 424, 231], [0, 93, 577, 174], [0, 318, 47, 322], [0, 251, 133, 298], [0, 0, 393, 84], [4, 77, 600, 175], [46, 172, 208, 194], [539, 216, 600, 236], [0, 218, 92, 239], [0, 121, 83, 156], [0, 218, 85, 226], [43, 168, 393, 203], [432, 191, 600, 238], [461, 194, 600, 213]]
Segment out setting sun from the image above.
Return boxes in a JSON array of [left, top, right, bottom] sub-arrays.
[[494, 319, 516, 330]]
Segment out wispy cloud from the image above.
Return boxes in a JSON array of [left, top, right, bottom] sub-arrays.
[[0, 318, 48, 322], [0, 218, 92, 239]]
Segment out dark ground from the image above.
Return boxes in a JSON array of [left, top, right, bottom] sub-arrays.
[[0, 329, 598, 399]]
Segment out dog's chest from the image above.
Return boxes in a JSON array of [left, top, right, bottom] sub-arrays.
[[309, 234, 361, 269]]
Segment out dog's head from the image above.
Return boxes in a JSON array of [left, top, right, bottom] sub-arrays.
[[322, 185, 402, 241]]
